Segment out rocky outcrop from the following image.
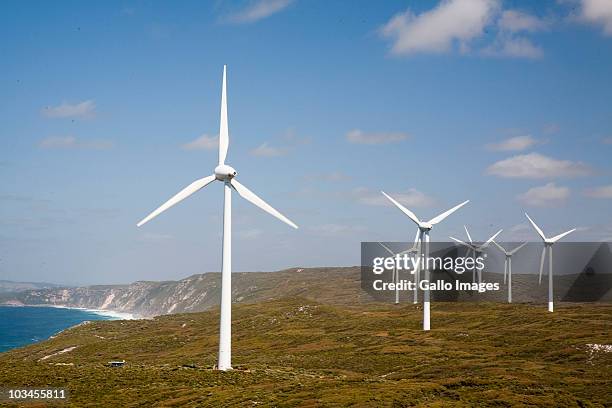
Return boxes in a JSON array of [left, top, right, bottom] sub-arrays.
[[1, 267, 367, 317]]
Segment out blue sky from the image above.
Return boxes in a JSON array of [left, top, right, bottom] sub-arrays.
[[1, 0, 611, 285]]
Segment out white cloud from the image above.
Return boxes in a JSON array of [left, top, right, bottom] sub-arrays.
[[181, 134, 219, 151], [281, 128, 312, 145], [379, 0, 499, 56], [498, 10, 547, 32], [42, 100, 96, 119], [38, 136, 113, 150], [482, 9, 546, 59], [379, 1, 546, 59], [486, 152, 592, 178], [249, 129, 309, 157], [504, 222, 536, 241], [346, 129, 409, 145], [486, 135, 539, 151], [517, 183, 570, 207], [481, 36, 543, 58], [352, 187, 435, 208], [226, 0, 293, 24], [250, 142, 288, 157], [580, 0, 612, 35], [584, 185, 612, 199]]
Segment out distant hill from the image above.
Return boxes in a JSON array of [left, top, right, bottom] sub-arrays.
[[0, 267, 373, 317], [1, 267, 610, 317], [0, 279, 65, 294]]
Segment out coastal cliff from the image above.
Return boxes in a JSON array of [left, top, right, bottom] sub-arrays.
[[0, 267, 367, 317]]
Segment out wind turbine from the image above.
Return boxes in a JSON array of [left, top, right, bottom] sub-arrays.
[[449, 227, 502, 284], [137, 66, 298, 370], [492, 240, 527, 303], [381, 192, 469, 331], [378, 239, 419, 304], [524, 213, 575, 313]]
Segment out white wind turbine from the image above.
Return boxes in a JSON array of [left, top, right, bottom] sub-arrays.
[[524, 213, 575, 313], [407, 229, 426, 304], [381, 192, 469, 331], [449, 226, 502, 284], [137, 66, 298, 370], [492, 240, 528, 303], [378, 239, 419, 304]]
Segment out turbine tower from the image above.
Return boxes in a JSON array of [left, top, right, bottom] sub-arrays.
[[492, 240, 527, 303], [381, 192, 469, 331], [137, 66, 298, 370], [525, 213, 575, 313], [449, 227, 502, 284], [378, 240, 419, 304]]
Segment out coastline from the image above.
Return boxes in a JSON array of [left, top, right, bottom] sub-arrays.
[[46, 304, 139, 320], [0, 303, 138, 320], [0, 304, 137, 353]]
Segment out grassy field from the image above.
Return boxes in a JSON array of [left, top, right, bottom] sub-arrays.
[[0, 299, 610, 407]]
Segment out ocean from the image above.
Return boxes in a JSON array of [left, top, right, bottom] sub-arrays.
[[0, 305, 132, 353]]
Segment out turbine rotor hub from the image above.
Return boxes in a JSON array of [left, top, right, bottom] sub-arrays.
[[419, 223, 432, 231], [215, 164, 237, 181]]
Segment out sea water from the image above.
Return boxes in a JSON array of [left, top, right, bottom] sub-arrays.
[[0, 305, 131, 353]]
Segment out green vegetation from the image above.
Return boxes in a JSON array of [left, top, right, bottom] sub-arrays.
[[0, 299, 610, 407]]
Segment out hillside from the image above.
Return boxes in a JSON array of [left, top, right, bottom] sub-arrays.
[[0, 280, 64, 294], [0, 299, 610, 406], [2, 267, 610, 317], [0, 267, 371, 317]]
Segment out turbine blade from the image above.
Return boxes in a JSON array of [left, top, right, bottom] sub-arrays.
[[482, 229, 503, 248], [218, 65, 229, 165], [394, 247, 414, 255], [378, 242, 394, 255], [492, 240, 507, 254], [549, 228, 576, 243], [525, 213, 547, 241], [464, 225, 473, 244], [538, 246, 546, 284], [398, 246, 418, 256], [509, 242, 528, 255], [231, 179, 298, 229], [400, 230, 420, 255], [381, 191, 421, 226], [137, 175, 216, 227], [450, 236, 473, 249], [428, 200, 470, 225]]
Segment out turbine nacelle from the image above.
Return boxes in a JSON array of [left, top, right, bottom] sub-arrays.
[[215, 164, 237, 181], [419, 223, 433, 231]]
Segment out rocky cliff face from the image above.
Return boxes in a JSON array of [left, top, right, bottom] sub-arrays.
[[1, 267, 367, 317], [4, 267, 608, 317]]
